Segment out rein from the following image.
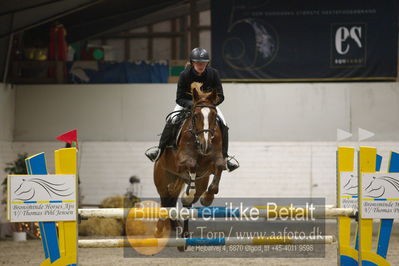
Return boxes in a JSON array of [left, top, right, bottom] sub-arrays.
[[164, 105, 218, 147]]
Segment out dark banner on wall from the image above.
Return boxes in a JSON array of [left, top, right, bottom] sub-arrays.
[[211, 0, 398, 81]]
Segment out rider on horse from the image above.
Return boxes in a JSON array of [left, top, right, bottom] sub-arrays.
[[145, 47, 239, 172]]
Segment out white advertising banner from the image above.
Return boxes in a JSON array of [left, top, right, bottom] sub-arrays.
[[8, 174, 76, 222], [339, 171, 358, 210], [361, 173, 399, 219]]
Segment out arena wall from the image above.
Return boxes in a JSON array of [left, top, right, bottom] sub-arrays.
[[13, 82, 399, 141], [0, 83, 15, 224], [3, 82, 399, 205]]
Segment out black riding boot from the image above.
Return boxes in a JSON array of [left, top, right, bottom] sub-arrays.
[[145, 122, 176, 162], [220, 123, 239, 172]]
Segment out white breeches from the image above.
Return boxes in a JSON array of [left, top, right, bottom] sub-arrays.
[[170, 104, 227, 125]]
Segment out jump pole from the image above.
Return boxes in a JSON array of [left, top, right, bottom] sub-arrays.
[[78, 235, 336, 248], [78, 206, 357, 220]]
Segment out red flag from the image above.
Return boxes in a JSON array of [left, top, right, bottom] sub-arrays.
[[56, 129, 78, 147]]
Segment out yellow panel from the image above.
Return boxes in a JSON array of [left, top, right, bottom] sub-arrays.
[[58, 221, 66, 256], [338, 217, 352, 248], [337, 147, 355, 173], [40, 259, 51, 266], [54, 148, 78, 266], [337, 147, 356, 262], [340, 247, 359, 263], [362, 251, 391, 266], [55, 148, 77, 175], [359, 147, 376, 174], [358, 146, 376, 263]]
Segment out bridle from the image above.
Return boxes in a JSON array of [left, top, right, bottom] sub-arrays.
[[187, 104, 217, 146]]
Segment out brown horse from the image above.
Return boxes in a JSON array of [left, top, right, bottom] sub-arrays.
[[153, 82, 226, 239]]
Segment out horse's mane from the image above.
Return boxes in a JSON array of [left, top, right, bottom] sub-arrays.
[[191, 82, 214, 103], [191, 82, 216, 102]]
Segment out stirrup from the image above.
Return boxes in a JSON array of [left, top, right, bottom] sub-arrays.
[[226, 156, 239, 172], [145, 146, 161, 162]]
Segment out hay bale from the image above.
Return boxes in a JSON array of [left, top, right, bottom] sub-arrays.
[[79, 217, 123, 236], [100, 196, 124, 208], [125, 219, 149, 236], [79, 196, 142, 236], [100, 196, 140, 208]]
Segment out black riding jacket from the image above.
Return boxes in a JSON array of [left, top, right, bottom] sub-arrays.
[[176, 65, 224, 108]]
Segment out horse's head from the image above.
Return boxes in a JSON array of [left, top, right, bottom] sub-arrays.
[[190, 82, 218, 155]]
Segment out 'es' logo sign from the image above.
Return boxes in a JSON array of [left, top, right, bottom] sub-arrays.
[[331, 23, 366, 67]]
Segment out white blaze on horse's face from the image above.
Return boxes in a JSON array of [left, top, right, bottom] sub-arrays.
[[201, 107, 211, 154]]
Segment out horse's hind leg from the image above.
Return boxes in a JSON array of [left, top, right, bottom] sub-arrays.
[[155, 196, 178, 238], [177, 201, 192, 252], [155, 181, 183, 238], [154, 168, 184, 237]]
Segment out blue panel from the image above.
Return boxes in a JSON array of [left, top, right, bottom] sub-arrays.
[[375, 151, 399, 258], [355, 154, 382, 254], [42, 223, 60, 263], [376, 154, 382, 171], [26, 153, 61, 263], [26, 153, 47, 174], [340, 255, 359, 266], [186, 237, 226, 246], [388, 151, 399, 172], [68, 61, 169, 83], [377, 219, 393, 258], [38, 222, 49, 258]]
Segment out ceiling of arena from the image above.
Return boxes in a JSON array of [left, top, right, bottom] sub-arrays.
[[0, 0, 210, 81]]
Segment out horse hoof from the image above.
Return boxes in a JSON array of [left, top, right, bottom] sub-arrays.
[[181, 231, 190, 238], [181, 190, 195, 205], [181, 196, 194, 206], [208, 185, 219, 195], [200, 193, 214, 206]]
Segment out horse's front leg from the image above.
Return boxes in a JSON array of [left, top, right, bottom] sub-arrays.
[[208, 173, 221, 194], [182, 171, 196, 206], [201, 167, 223, 206], [208, 158, 225, 194]]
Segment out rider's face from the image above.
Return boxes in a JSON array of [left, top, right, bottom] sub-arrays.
[[192, 62, 208, 75]]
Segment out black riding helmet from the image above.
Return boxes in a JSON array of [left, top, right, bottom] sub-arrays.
[[190, 47, 210, 63]]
